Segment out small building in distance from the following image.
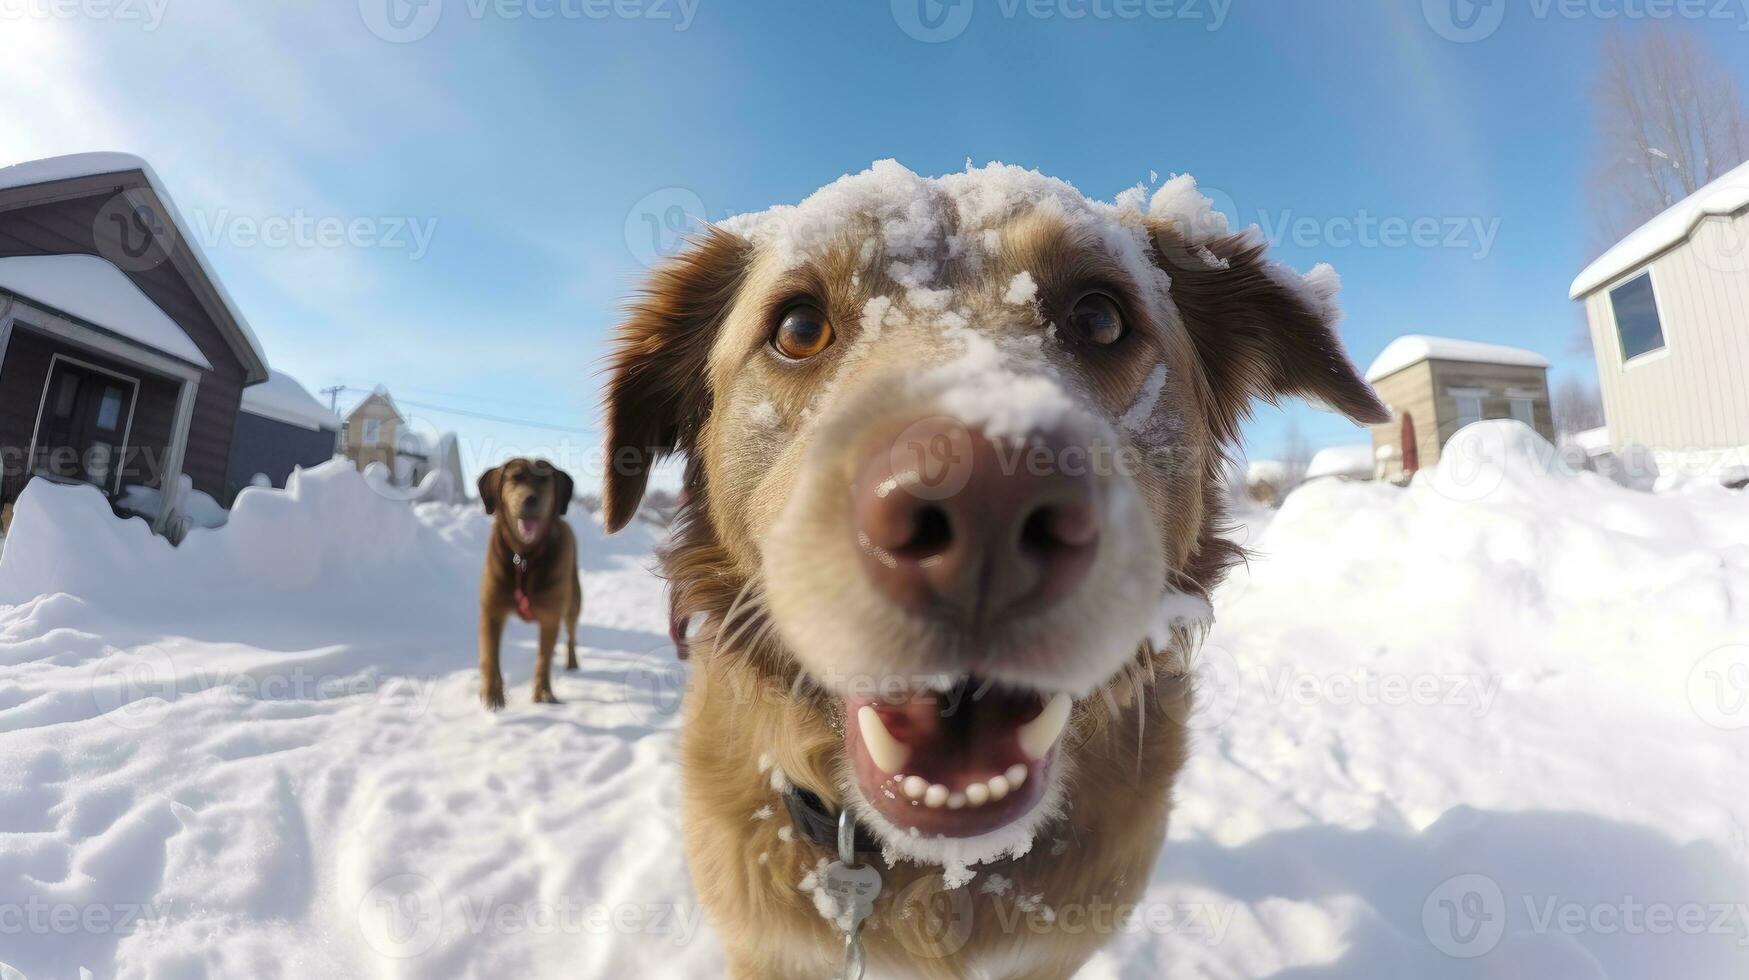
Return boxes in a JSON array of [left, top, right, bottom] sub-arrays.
[[1569, 159, 1749, 463], [225, 370, 340, 502], [340, 387, 403, 476], [1365, 335, 1553, 482]]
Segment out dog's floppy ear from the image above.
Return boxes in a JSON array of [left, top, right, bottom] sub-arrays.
[[552, 467, 575, 516], [477, 464, 504, 516], [602, 226, 752, 533], [1153, 223, 1389, 442]]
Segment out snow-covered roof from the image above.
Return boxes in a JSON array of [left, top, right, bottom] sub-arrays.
[[1569, 158, 1749, 299], [1245, 459, 1288, 485], [1364, 334, 1550, 382], [1303, 444, 1375, 480], [1566, 425, 1612, 454], [241, 370, 340, 431], [0, 253, 211, 368], [0, 152, 269, 380]]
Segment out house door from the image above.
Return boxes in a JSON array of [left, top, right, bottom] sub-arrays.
[[33, 357, 138, 494], [1400, 411, 1419, 475]]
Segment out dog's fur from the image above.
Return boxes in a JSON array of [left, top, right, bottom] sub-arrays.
[[602, 176, 1386, 977], [478, 457, 582, 710]]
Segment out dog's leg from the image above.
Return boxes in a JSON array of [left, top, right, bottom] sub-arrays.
[[533, 616, 561, 704], [565, 571, 581, 672], [479, 607, 507, 711]]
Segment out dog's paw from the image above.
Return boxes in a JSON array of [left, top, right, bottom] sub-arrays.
[[532, 688, 561, 705], [481, 684, 506, 712], [564, 656, 580, 672]]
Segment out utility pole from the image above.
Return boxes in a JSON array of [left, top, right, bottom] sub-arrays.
[[321, 385, 346, 413]]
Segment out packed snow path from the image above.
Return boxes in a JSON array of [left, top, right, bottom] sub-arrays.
[[1, 426, 1747, 979]]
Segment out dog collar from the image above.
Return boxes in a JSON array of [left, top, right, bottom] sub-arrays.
[[784, 785, 880, 854]]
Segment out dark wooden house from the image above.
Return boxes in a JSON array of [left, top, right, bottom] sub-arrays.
[[0, 153, 269, 532]]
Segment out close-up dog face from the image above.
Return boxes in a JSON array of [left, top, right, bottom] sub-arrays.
[[605, 163, 1389, 864], [479, 457, 575, 544]]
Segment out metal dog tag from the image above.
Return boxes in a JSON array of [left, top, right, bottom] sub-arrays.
[[822, 860, 882, 931]]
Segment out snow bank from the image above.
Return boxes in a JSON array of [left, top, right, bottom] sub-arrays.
[[0, 461, 648, 640]]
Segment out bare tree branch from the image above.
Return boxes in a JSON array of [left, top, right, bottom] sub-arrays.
[[1588, 28, 1749, 249]]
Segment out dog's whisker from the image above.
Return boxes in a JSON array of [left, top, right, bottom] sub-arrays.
[[717, 578, 764, 643]]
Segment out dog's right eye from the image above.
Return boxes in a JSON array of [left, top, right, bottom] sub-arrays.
[[772, 304, 834, 361]]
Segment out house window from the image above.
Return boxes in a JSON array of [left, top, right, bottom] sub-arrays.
[[1455, 394, 1483, 430], [362, 418, 381, 446], [1608, 271, 1666, 360], [1509, 398, 1534, 425]]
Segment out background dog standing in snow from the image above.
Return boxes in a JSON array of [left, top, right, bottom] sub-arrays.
[[601, 163, 1387, 978], [477, 457, 582, 710]]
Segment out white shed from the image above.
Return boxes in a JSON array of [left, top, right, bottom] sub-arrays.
[[1570, 159, 1749, 464]]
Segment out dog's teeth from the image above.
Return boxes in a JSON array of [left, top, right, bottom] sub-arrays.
[[987, 774, 1010, 801], [1005, 764, 1028, 788], [964, 782, 989, 806], [947, 792, 966, 810], [902, 775, 928, 800], [1018, 693, 1072, 761], [858, 706, 911, 775], [924, 784, 949, 808]]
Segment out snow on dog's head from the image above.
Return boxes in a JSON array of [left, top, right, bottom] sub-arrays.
[[602, 161, 1387, 867]]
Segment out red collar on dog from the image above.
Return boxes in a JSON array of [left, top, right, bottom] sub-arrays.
[[504, 525, 551, 624], [511, 553, 536, 623]]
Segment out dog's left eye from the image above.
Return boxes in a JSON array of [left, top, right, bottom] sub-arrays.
[[1066, 291, 1126, 346], [772, 304, 834, 360]]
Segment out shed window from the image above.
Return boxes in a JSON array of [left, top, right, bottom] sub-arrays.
[[362, 418, 381, 446], [1608, 272, 1666, 360], [1455, 395, 1483, 430], [1509, 398, 1534, 426]]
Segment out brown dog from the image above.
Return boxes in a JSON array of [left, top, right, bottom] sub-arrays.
[[601, 164, 1387, 977], [477, 457, 582, 710]]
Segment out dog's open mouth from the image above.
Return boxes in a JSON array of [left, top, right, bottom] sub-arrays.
[[516, 518, 546, 543], [846, 677, 1072, 838]]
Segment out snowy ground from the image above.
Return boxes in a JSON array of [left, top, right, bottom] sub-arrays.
[[1, 423, 1747, 979]]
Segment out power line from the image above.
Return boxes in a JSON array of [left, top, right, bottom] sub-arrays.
[[337, 387, 596, 435]]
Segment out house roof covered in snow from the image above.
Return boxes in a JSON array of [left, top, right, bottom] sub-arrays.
[[1246, 460, 1289, 485], [1303, 444, 1375, 480], [241, 370, 341, 431], [0, 254, 211, 368], [0, 152, 270, 383], [1364, 334, 1550, 382], [1569, 158, 1749, 299]]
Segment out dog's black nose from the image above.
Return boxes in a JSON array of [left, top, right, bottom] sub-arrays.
[[852, 418, 1101, 626]]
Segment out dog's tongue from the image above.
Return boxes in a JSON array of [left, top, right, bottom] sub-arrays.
[[517, 518, 544, 542], [846, 679, 1071, 837]]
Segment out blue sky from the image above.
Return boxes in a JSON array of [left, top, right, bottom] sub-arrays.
[[5, 0, 1747, 485]]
